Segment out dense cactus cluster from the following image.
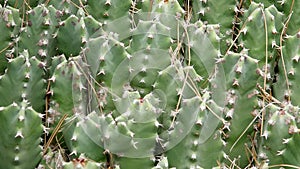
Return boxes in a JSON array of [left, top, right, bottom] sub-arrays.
[[0, 0, 299, 168]]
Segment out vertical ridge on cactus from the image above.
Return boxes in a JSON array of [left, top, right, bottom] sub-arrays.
[[0, 0, 299, 168]]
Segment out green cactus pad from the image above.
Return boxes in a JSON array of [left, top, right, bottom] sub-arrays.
[[0, 100, 43, 168]]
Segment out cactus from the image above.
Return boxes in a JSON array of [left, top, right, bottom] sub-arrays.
[[0, 50, 46, 112], [0, 100, 43, 169], [18, 5, 59, 61], [0, 0, 299, 168], [86, 0, 131, 22], [56, 15, 85, 58], [274, 0, 300, 35], [192, 0, 236, 54], [44, 0, 81, 19], [273, 32, 300, 105], [0, 0, 39, 9], [221, 50, 262, 167], [258, 104, 300, 167], [0, 5, 20, 73]]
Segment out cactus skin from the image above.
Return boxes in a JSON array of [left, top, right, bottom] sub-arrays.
[[0, 100, 43, 169], [274, 0, 300, 35], [258, 104, 300, 166], [50, 56, 83, 119], [0, 5, 20, 74], [192, 0, 236, 54], [217, 50, 261, 167], [63, 115, 106, 162], [0, 51, 46, 112], [0, 0, 299, 168], [44, 0, 81, 18], [51, 1, 209, 168], [162, 20, 226, 168], [166, 101, 224, 168], [239, 3, 283, 63], [0, 51, 45, 167], [86, 0, 132, 22], [0, 6, 10, 73], [273, 33, 300, 105], [56, 15, 85, 58], [18, 5, 60, 62], [0, 0, 39, 9]]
